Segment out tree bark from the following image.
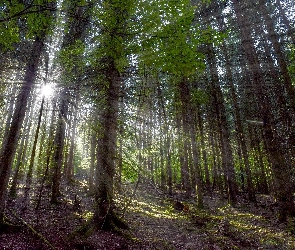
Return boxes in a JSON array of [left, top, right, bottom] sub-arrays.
[[233, 0, 295, 220], [51, 90, 68, 204], [93, 61, 126, 230], [0, 35, 45, 223], [206, 42, 238, 206]]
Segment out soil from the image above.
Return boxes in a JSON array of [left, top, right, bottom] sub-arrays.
[[1, 180, 295, 249]]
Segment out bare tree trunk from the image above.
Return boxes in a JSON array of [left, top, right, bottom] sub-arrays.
[[93, 62, 127, 230], [66, 104, 78, 182], [24, 97, 45, 205], [51, 90, 68, 204], [9, 94, 35, 198], [276, 0, 295, 46], [258, 0, 295, 113], [178, 81, 193, 198], [89, 131, 96, 194], [233, 0, 295, 220], [197, 109, 211, 192], [206, 42, 238, 206], [0, 35, 45, 223]]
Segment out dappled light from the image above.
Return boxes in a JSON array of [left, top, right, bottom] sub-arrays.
[[1, 0, 295, 249]]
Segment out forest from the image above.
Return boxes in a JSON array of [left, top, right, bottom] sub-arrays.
[[0, 0, 295, 249]]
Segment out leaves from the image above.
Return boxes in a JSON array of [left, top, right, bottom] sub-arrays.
[[0, 20, 20, 50], [58, 39, 86, 76], [137, 0, 208, 78]]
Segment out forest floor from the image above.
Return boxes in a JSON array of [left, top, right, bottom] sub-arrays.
[[1, 180, 295, 249]]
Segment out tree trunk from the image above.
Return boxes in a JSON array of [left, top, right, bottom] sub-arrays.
[[93, 62, 126, 230], [66, 104, 78, 182], [24, 97, 45, 205], [0, 35, 45, 223], [51, 90, 68, 204], [206, 42, 238, 206], [233, 0, 295, 220], [89, 131, 96, 194], [178, 81, 193, 198], [276, 0, 295, 46], [197, 109, 211, 192]]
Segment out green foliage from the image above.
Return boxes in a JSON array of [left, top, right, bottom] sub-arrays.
[[135, 0, 211, 78], [122, 159, 138, 182], [191, 88, 209, 105], [0, 20, 20, 50], [89, 0, 136, 72], [0, 0, 56, 51], [0, 1, 21, 50], [58, 39, 86, 77]]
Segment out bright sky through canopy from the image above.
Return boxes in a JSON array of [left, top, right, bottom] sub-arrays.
[[41, 84, 54, 98]]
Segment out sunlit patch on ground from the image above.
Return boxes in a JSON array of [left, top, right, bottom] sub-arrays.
[[127, 198, 187, 219], [82, 211, 94, 220]]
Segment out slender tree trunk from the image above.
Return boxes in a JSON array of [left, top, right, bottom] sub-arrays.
[[206, 42, 238, 205], [197, 109, 211, 192], [51, 90, 68, 204], [178, 81, 193, 198], [24, 97, 45, 206], [9, 94, 35, 198], [0, 35, 45, 223], [258, 0, 295, 113], [66, 105, 78, 182], [276, 0, 295, 46], [190, 118, 204, 208], [1, 83, 18, 143], [89, 131, 96, 194], [233, 0, 295, 220]]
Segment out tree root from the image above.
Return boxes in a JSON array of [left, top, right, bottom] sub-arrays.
[[70, 211, 129, 241]]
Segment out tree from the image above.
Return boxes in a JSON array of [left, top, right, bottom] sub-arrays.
[[0, 0, 56, 225], [232, 0, 295, 221]]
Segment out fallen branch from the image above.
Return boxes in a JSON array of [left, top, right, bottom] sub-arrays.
[[6, 207, 56, 250]]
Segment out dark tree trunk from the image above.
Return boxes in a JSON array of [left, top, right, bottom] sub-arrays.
[[276, 0, 295, 46], [51, 90, 68, 204], [89, 131, 96, 194], [233, 0, 295, 220], [197, 109, 211, 192], [66, 104, 78, 182], [93, 61, 126, 230], [24, 97, 45, 204], [178, 81, 193, 198], [206, 42, 238, 206], [0, 35, 45, 223], [258, 0, 295, 113]]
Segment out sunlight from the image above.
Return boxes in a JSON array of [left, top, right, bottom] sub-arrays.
[[41, 84, 54, 98]]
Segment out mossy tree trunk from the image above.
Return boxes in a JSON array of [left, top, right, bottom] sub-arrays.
[[91, 0, 133, 230], [93, 63, 126, 230]]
